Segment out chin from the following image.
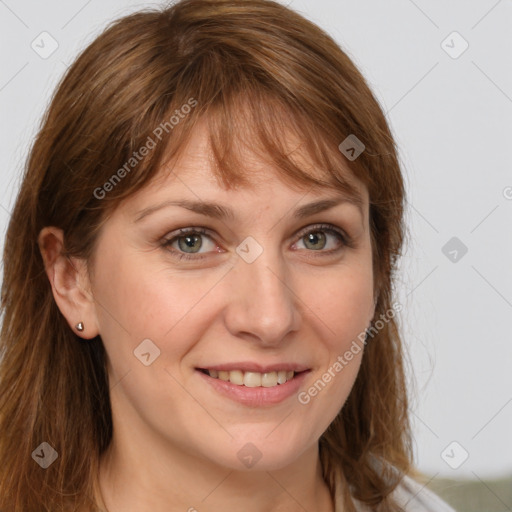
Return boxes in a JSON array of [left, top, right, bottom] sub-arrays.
[[205, 431, 314, 473]]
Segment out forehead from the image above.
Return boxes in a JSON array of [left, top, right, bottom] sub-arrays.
[[129, 118, 369, 208]]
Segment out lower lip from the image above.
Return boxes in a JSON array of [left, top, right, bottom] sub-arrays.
[[197, 370, 310, 407]]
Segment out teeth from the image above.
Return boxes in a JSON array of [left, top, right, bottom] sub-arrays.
[[230, 370, 244, 386], [243, 371, 261, 387], [262, 372, 278, 387], [207, 369, 296, 387]]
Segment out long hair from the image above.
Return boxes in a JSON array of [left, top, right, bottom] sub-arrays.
[[0, 1, 415, 510]]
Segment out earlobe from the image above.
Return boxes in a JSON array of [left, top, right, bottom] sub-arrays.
[[38, 227, 99, 340]]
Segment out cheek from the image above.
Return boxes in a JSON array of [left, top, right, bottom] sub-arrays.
[[296, 344, 363, 446], [92, 245, 221, 367], [307, 262, 374, 349], [293, 258, 372, 427]]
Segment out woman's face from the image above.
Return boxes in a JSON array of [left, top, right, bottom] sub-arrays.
[[87, 120, 375, 471]]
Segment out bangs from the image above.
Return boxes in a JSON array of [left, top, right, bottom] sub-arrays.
[[206, 87, 366, 202], [123, 83, 367, 213]]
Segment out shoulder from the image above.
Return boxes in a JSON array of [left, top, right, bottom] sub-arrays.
[[387, 473, 456, 512], [334, 469, 456, 512]]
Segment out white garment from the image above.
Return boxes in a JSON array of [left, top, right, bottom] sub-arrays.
[[334, 472, 457, 511]]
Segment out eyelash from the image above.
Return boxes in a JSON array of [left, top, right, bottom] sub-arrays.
[[161, 223, 353, 262]]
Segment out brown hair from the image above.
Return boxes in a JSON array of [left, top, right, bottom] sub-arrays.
[[0, 1, 417, 510]]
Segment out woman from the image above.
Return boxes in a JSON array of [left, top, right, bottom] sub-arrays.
[[0, 0, 456, 510]]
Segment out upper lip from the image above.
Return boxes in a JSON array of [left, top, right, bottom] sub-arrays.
[[197, 362, 311, 373]]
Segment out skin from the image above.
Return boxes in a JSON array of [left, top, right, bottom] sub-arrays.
[[39, 120, 376, 512]]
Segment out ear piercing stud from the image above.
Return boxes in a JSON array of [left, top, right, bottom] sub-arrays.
[[76, 322, 84, 332]]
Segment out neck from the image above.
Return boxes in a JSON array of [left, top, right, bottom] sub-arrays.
[[94, 436, 334, 512]]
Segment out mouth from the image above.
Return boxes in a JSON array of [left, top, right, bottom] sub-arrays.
[[195, 364, 311, 405], [197, 368, 303, 387]]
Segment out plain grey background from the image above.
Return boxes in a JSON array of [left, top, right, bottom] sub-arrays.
[[0, 0, 511, 481]]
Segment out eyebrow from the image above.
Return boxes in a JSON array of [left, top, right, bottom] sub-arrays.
[[133, 193, 364, 223]]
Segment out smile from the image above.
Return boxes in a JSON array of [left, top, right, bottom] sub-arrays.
[[199, 369, 296, 387], [196, 366, 311, 406]]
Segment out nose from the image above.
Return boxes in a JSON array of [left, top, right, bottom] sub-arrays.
[[223, 244, 301, 347]]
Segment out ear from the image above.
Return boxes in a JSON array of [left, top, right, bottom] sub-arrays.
[[38, 226, 99, 340]]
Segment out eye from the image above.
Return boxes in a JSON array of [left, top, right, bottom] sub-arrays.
[[161, 223, 352, 262], [292, 223, 351, 255], [161, 227, 219, 261]]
